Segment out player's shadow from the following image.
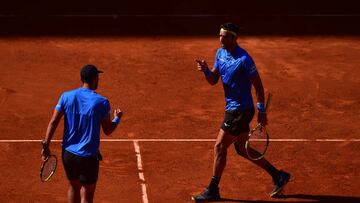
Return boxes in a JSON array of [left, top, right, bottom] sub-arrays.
[[221, 194, 360, 202]]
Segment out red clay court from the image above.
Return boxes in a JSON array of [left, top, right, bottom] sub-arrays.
[[1, 35, 359, 202], [0, 1, 360, 202]]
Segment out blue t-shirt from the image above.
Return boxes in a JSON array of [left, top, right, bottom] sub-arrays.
[[55, 88, 110, 157], [214, 46, 258, 111]]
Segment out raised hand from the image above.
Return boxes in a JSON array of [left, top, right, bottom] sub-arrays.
[[114, 108, 123, 119], [195, 59, 209, 72]]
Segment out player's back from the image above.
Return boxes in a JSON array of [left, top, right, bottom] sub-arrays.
[[58, 88, 110, 157]]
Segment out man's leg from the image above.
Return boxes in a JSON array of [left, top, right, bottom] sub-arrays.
[[234, 133, 290, 197], [234, 132, 280, 178], [213, 129, 238, 179], [68, 180, 81, 203], [80, 183, 96, 203], [192, 129, 237, 201]]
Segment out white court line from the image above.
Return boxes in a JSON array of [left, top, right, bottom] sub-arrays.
[[133, 141, 149, 203], [0, 138, 359, 142], [2, 14, 358, 18]]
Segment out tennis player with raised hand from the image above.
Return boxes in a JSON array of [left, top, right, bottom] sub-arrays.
[[41, 64, 122, 203], [192, 23, 290, 201]]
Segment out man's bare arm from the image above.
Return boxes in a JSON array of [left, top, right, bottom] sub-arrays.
[[101, 109, 123, 135], [196, 59, 220, 85], [42, 110, 63, 160], [250, 73, 265, 104], [250, 73, 267, 126]]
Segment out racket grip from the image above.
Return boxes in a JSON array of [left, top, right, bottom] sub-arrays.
[[42, 140, 51, 149], [265, 92, 272, 112]]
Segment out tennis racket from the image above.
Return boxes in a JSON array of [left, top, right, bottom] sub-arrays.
[[40, 141, 57, 182], [245, 92, 272, 160]]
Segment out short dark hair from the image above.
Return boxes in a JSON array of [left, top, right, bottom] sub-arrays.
[[80, 64, 103, 83], [220, 22, 239, 35]]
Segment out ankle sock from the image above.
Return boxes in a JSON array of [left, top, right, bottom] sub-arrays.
[[208, 176, 220, 190]]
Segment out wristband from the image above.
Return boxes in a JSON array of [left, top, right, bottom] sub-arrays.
[[257, 102, 266, 113], [203, 68, 211, 77], [112, 116, 120, 125]]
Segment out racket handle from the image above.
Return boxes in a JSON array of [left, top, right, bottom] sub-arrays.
[[265, 92, 272, 112]]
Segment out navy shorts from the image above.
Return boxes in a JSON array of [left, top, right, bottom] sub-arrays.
[[221, 108, 255, 136], [62, 150, 99, 184]]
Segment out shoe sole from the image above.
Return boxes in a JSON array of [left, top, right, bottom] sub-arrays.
[[270, 189, 283, 197], [191, 195, 220, 202], [270, 173, 291, 197]]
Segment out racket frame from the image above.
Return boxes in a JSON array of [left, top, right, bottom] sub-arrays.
[[245, 123, 270, 160], [245, 92, 272, 160], [40, 154, 57, 182]]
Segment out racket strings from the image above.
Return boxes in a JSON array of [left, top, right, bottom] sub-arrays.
[[245, 92, 272, 160], [250, 126, 267, 141], [245, 144, 264, 158], [246, 125, 269, 160], [41, 156, 57, 181]]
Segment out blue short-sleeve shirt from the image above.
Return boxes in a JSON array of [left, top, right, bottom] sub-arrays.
[[55, 88, 110, 157], [214, 46, 258, 111]]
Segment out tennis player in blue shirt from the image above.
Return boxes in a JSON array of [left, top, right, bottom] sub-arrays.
[[41, 64, 122, 203], [192, 23, 290, 201]]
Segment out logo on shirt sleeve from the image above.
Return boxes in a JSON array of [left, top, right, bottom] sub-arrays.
[[218, 57, 226, 62], [249, 65, 257, 74]]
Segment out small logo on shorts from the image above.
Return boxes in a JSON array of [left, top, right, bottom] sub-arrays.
[[224, 122, 230, 127]]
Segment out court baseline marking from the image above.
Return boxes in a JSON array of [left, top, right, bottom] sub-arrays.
[[1, 138, 359, 203], [1, 138, 359, 143]]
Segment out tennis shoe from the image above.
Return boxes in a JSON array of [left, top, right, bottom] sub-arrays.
[[192, 187, 220, 202], [270, 170, 290, 197]]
